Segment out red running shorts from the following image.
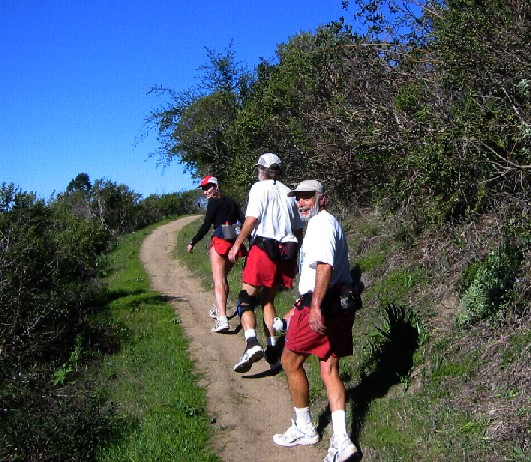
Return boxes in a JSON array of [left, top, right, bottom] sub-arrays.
[[285, 299, 355, 359], [211, 236, 247, 258], [242, 244, 296, 289]]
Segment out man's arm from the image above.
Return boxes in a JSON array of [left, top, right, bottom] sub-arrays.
[[309, 262, 332, 334], [228, 216, 258, 263]]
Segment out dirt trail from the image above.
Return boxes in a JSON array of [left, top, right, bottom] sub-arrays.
[[140, 217, 323, 462]]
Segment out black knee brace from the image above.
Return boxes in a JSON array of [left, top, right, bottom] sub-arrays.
[[237, 290, 257, 318]]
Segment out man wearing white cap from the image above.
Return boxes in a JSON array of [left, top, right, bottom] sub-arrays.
[[272, 179, 360, 462], [228, 153, 303, 373]]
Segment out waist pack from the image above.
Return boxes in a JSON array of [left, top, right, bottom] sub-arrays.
[[213, 222, 241, 241], [299, 283, 362, 317], [253, 236, 299, 261]]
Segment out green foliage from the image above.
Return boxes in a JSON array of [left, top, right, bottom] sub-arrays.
[[53, 173, 201, 235], [457, 237, 523, 326], [0, 183, 118, 461], [52, 335, 83, 386], [139, 190, 202, 224], [147, 0, 530, 223]]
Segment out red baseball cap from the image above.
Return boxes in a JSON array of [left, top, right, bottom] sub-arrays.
[[198, 175, 219, 188]]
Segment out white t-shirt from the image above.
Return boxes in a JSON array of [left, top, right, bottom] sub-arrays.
[[298, 210, 352, 295], [245, 179, 302, 243]]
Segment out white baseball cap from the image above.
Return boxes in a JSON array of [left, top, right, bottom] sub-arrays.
[[287, 179, 324, 196], [256, 153, 281, 168]]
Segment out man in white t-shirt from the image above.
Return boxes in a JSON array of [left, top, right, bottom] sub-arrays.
[[228, 153, 303, 373], [272, 179, 360, 462]]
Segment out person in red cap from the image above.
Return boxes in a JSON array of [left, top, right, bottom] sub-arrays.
[[187, 175, 246, 333]]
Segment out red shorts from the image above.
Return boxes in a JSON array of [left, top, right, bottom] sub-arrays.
[[285, 298, 355, 359], [210, 236, 247, 258], [242, 244, 297, 289]]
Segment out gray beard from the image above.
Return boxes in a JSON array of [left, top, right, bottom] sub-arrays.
[[300, 202, 320, 222]]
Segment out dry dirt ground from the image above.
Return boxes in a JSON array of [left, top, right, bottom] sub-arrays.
[[140, 216, 325, 462]]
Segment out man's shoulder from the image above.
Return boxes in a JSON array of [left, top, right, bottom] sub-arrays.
[[309, 211, 341, 231]]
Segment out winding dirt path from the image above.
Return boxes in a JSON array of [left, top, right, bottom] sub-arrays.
[[140, 217, 323, 462]]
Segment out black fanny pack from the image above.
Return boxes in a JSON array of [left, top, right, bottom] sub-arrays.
[[298, 283, 362, 317], [253, 236, 299, 261]]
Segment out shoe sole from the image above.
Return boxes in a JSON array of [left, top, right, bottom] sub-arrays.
[[326, 444, 359, 462], [233, 347, 264, 373], [272, 434, 319, 447], [211, 325, 229, 333]]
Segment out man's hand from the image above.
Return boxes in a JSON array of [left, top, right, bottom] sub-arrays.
[[228, 216, 257, 263], [228, 243, 240, 263], [309, 262, 331, 334], [309, 304, 326, 334], [186, 243, 194, 253]]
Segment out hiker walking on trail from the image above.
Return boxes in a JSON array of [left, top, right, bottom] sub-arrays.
[[187, 175, 246, 333], [273, 180, 361, 462], [228, 153, 303, 373]]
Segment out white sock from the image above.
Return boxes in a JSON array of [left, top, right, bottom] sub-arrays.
[[218, 315, 227, 322], [331, 410, 348, 440], [267, 336, 276, 347], [244, 329, 256, 340], [294, 406, 313, 430]]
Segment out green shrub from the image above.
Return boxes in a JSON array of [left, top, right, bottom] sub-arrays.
[[0, 183, 117, 461], [457, 239, 522, 326]]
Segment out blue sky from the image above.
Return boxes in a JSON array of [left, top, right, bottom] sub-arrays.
[[0, 0, 347, 200]]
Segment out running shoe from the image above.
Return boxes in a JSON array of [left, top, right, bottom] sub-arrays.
[[273, 419, 319, 447], [265, 345, 281, 370], [208, 306, 218, 318], [323, 436, 359, 462], [233, 339, 264, 373], [211, 317, 229, 333]]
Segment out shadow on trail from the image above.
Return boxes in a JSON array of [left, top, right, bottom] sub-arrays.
[[159, 294, 189, 304], [242, 367, 283, 379]]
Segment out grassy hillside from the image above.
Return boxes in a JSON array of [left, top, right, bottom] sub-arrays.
[[176, 207, 530, 462]]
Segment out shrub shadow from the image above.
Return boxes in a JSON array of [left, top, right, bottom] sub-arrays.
[[316, 297, 420, 456]]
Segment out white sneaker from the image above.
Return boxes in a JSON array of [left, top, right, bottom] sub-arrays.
[[323, 436, 359, 462], [211, 317, 229, 333], [273, 419, 319, 447], [208, 306, 218, 318], [233, 342, 264, 373]]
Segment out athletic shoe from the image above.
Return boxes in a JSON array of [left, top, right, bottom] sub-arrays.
[[273, 419, 319, 447], [272, 317, 287, 333], [265, 345, 278, 363], [323, 436, 359, 462], [233, 339, 264, 373], [265, 345, 281, 370], [208, 306, 218, 318], [211, 317, 229, 333]]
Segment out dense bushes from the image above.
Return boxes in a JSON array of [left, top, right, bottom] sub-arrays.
[[0, 184, 113, 460], [0, 181, 200, 460]]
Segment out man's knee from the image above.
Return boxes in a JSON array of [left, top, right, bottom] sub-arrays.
[[237, 289, 258, 318], [281, 348, 306, 374]]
